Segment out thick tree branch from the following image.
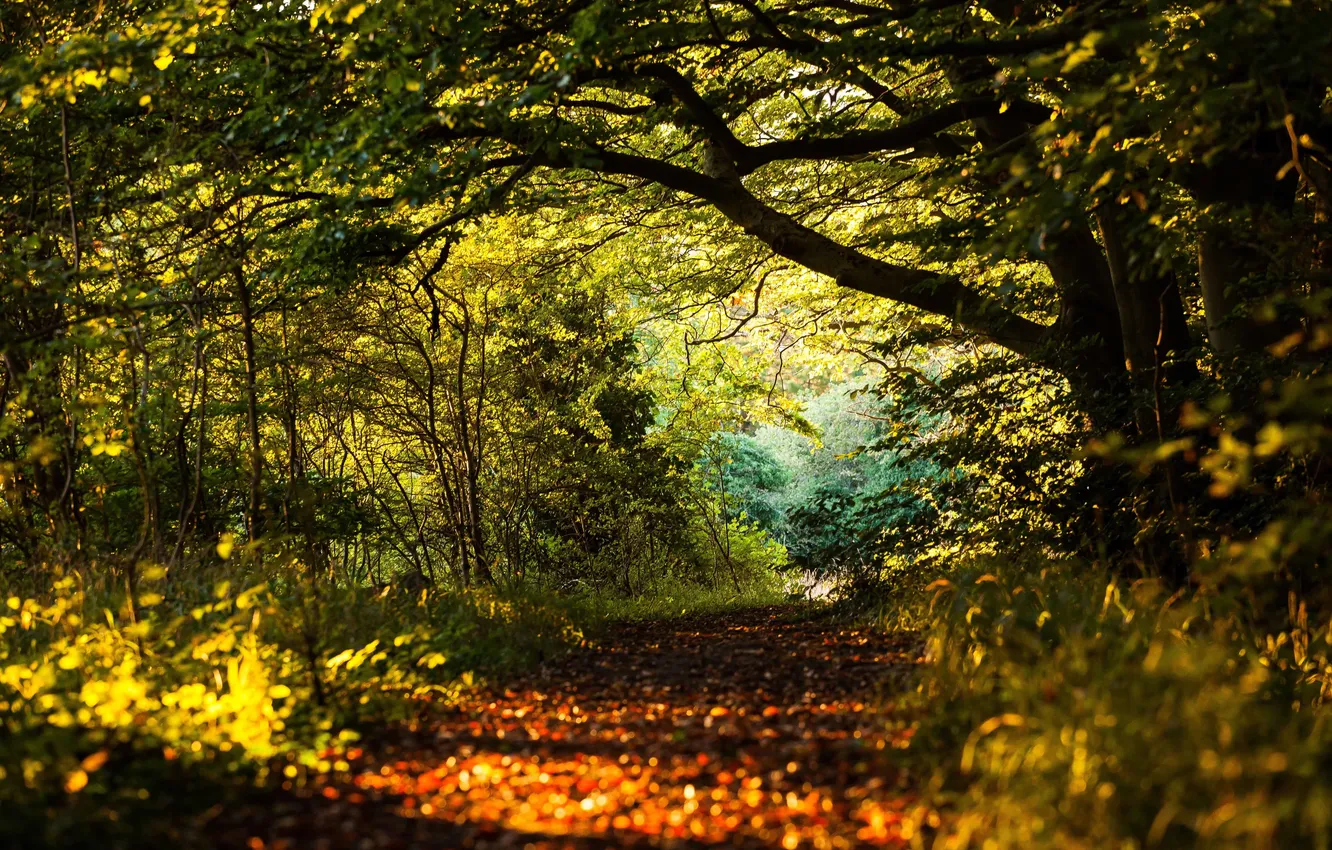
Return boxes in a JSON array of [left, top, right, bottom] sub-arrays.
[[559, 98, 656, 116], [633, 63, 752, 163], [735, 96, 1044, 173], [562, 75, 1039, 174], [543, 145, 1048, 356]]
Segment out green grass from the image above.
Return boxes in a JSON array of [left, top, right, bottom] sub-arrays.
[[573, 581, 793, 625]]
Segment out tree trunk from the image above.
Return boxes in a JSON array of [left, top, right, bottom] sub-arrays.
[[1041, 217, 1131, 405], [235, 263, 264, 543], [173, 345, 207, 564], [1096, 205, 1200, 583], [1197, 227, 1290, 356], [1097, 206, 1195, 397], [1187, 143, 1302, 357]]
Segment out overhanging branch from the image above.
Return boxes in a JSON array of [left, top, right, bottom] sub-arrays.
[[540, 145, 1049, 356]]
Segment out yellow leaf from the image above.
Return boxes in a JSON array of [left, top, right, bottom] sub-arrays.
[[1089, 124, 1114, 153], [65, 769, 88, 793], [138, 593, 163, 607], [1268, 330, 1305, 358], [345, 3, 367, 23], [139, 95, 152, 107], [73, 69, 106, 90], [1061, 31, 1103, 73], [1255, 422, 1286, 457], [216, 533, 235, 560], [154, 52, 174, 70], [80, 751, 109, 773]]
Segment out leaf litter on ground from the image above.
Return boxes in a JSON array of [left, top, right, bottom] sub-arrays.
[[215, 606, 924, 849]]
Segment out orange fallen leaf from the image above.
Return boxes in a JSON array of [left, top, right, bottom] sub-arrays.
[[64, 769, 88, 793], [80, 750, 109, 773]]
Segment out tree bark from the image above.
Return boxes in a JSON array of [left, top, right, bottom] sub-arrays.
[[1197, 227, 1288, 356], [1096, 206, 1195, 391], [1187, 143, 1302, 357], [235, 263, 265, 543], [1096, 205, 1200, 583]]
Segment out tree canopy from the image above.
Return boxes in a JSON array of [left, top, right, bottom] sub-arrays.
[[3, 0, 1331, 580]]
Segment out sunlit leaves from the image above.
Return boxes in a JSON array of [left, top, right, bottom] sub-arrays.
[[915, 563, 1332, 849]]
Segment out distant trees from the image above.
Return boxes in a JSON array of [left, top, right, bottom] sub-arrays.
[[714, 384, 942, 573]]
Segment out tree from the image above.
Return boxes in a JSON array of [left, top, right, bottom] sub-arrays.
[[280, 0, 1329, 401], [3, 0, 1330, 582]]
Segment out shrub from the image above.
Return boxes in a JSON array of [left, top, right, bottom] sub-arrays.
[[898, 559, 1332, 850], [0, 563, 584, 848]]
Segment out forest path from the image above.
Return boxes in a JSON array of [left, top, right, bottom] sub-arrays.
[[226, 607, 921, 849]]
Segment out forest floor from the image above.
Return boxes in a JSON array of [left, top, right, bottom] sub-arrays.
[[215, 606, 923, 849]]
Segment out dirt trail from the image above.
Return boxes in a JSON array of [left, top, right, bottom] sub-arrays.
[[223, 607, 921, 849]]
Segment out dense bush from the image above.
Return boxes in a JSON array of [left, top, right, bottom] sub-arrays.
[[0, 560, 585, 847], [876, 305, 1332, 848], [716, 382, 943, 576], [901, 558, 1332, 850]]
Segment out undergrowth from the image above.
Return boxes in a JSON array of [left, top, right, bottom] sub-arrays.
[[0, 561, 584, 848], [576, 580, 792, 625], [886, 555, 1332, 850], [573, 519, 795, 625]]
